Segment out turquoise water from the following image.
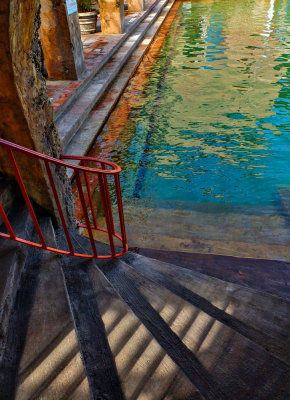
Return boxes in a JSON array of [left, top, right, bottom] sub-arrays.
[[107, 0, 290, 207]]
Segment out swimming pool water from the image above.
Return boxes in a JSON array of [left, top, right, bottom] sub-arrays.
[[99, 0, 290, 207]]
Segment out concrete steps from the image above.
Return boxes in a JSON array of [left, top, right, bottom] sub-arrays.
[[95, 255, 290, 400], [122, 251, 290, 365], [23, 298, 124, 400], [56, 0, 174, 151], [1, 217, 289, 399]]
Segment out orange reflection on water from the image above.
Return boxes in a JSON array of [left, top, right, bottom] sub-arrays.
[[88, 1, 182, 162]]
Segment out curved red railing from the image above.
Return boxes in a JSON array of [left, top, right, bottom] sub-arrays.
[[0, 138, 128, 259]]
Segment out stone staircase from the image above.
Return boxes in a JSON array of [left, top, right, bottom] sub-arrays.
[[0, 206, 289, 399]]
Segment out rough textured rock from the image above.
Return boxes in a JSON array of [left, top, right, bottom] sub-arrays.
[[128, 0, 145, 12], [99, 0, 125, 34], [0, 0, 75, 226], [39, 0, 85, 80]]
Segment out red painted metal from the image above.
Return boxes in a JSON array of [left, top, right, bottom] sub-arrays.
[[44, 160, 75, 255], [0, 138, 128, 259], [6, 147, 48, 249], [81, 159, 98, 230]]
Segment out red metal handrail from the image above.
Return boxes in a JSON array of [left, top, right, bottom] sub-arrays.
[[0, 138, 128, 259]]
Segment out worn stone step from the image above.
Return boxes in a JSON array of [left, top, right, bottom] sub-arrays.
[[60, 252, 194, 400], [10, 217, 71, 400], [122, 251, 290, 365], [95, 257, 290, 399], [94, 259, 229, 399], [40, 262, 189, 400], [57, 0, 171, 150], [16, 279, 123, 400], [89, 264, 199, 400], [49, 230, 290, 398], [0, 217, 54, 400], [63, 274, 196, 400], [67, 302, 169, 399], [131, 247, 290, 300], [122, 301, 200, 400], [12, 227, 288, 400], [55, 236, 199, 400], [64, 298, 130, 400]]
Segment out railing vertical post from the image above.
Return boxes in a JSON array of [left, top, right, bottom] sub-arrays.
[[114, 174, 127, 252], [101, 162, 115, 235], [6, 148, 47, 249], [98, 173, 116, 257], [81, 160, 98, 229], [44, 161, 74, 255], [75, 170, 98, 258]]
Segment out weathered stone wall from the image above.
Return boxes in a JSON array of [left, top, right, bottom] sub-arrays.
[[39, 0, 85, 80], [128, 0, 145, 12], [99, 0, 125, 34], [0, 0, 75, 225]]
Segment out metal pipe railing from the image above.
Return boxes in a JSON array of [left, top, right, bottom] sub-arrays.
[[0, 138, 128, 259]]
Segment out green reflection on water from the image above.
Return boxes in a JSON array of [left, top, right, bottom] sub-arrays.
[[107, 0, 290, 206]]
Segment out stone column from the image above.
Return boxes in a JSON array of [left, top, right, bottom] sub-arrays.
[[39, 0, 86, 80], [0, 0, 75, 226], [128, 0, 145, 12], [99, 0, 125, 34]]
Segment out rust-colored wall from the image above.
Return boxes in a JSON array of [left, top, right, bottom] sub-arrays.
[[128, 0, 145, 12], [39, 0, 85, 80], [0, 0, 74, 225], [99, 0, 125, 34]]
